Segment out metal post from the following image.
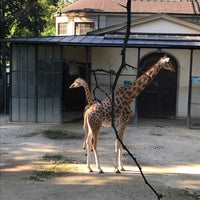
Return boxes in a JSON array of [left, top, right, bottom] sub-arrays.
[[187, 49, 193, 128], [2, 42, 7, 114], [85, 46, 90, 82], [9, 44, 12, 121], [134, 47, 140, 125], [85, 46, 90, 107]]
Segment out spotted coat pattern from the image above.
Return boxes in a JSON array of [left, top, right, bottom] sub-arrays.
[[70, 57, 175, 173]]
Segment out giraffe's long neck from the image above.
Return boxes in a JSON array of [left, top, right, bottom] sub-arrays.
[[83, 83, 93, 106], [124, 62, 162, 103]]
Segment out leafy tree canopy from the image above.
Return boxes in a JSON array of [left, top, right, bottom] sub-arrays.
[[0, 0, 76, 38]]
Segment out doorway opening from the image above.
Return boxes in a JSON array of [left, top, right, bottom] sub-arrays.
[[62, 61, 90, 122], [138, 52, 178, 119]]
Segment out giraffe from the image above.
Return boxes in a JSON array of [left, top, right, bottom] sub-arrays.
[[69, 78, 95, 149], [71, 57, 175, 173], [69, 78, 94, 107]]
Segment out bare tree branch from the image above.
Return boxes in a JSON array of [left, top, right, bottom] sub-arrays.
[[111, 0, 163, 199]]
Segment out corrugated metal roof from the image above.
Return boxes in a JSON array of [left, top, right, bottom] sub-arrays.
[[2, 34, 200, 48]]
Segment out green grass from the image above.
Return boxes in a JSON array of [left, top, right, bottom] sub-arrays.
[[30, 170, 53, 181], [21, 132, 39, 137], [42, 154, 64, 161], [41, 130, 83, 140], [30, 154, 80, 181], [21, 129, 83, 140]]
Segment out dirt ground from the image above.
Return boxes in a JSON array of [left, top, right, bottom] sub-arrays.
[[0, 116, 200, 200]]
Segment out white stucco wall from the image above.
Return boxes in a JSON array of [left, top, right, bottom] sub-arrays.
[[168, 49, 191, 118], [91, 47, 196, 118], [56, 15, 98, 35], [56, 16, 68, 35], [62, 46, 198, 118], [131, 19, 200, 34], [91, 47, 138, 88], [56, 14, 200, 35], [91, 47, 139, 113]]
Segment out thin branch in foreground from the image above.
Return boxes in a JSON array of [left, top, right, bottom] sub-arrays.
[[111, 0, 163, 199]]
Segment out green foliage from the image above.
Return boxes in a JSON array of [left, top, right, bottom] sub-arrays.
[[0, 0, 75, 38], [41, 130, 83, 140], [1, 0, 43, 38], [40, 1, 57, 36]]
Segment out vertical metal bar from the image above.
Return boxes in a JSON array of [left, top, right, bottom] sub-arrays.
[[26, 45, 28, 122], [2, 42, 6, 114], [60, 45, 63, 124], [85, 46, 90, 107], [51, 46, 54, 122], [18, 45, 21, 121], [110, 70, 112, 95], [9, 44, 13, 122], [187, 49, 193, 128], [85, 46, 89, 82], [134, 47, 140, 125], [35, 45, 38, 123], [44, 45, 46, 122]]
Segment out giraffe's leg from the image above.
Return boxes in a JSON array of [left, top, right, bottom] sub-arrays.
[[83, 116, 92, 155], [86, 134, 93, 172], [119, 145, 125, 171], [83, 126, 88, 150], [114, 141, 125, 172], [114, 139, 121, 173], [92, 131, 103, 173], [114, 126, 126, 173]]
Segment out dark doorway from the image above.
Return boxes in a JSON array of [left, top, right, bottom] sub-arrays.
[[138, 52, 178, 119], [62, 62, 88, 112]]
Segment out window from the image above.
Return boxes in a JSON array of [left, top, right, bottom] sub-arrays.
[[75, 22, 95, 35], [58, 23, 67, 35]]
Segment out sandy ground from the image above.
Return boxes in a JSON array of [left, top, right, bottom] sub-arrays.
[[0, 116, 200, 200]]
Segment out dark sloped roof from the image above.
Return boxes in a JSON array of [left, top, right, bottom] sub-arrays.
[[88, 14, 200, 35], [2, 34, 200, 49], [61, 0, 200, 14]]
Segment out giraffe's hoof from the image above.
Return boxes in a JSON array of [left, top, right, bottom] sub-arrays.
[[114, 168, 121, 174], [88, 168, 93, 173], [120, 167, 125, 171], [98, 169, 104, 174]]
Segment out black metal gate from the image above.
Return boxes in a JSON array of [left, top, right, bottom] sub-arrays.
[[11, 44, 63, 123], [138, 53, 178, 119]]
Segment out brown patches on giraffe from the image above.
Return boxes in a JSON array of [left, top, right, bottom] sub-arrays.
[[70, 56, 175, 173]]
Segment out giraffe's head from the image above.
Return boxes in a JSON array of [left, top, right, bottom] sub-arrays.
[[158, 57, 175, 72], [69, 78, 87, 89]]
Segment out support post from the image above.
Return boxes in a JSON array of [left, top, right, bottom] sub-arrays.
[[187, 49, 193, 128]]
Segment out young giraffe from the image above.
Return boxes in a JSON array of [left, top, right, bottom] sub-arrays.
[[69, 78, 95, 149], [72, 57, 175, 173]]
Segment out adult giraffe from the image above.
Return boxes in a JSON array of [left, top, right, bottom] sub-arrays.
[[70, 56, 175, 173]]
